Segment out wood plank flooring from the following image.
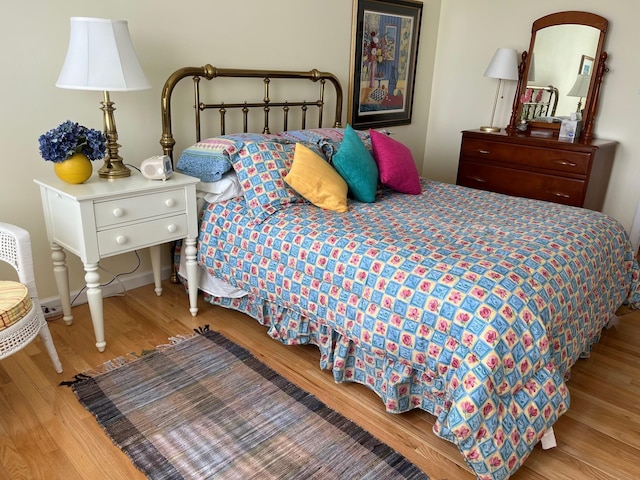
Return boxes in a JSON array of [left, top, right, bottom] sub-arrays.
[[1, 281, 639, 479]]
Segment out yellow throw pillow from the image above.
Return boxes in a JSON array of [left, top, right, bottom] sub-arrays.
[[284, 143, 348, 212]]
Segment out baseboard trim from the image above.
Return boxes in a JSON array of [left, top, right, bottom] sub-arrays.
[[40, 266, 172, 311]]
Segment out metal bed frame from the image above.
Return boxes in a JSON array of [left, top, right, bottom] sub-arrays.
[[160, 65, 344, 164]]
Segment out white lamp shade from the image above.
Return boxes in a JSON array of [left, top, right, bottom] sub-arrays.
[[483, 48, 519, 81], [567, 74, 591, 98], [56, 17, 151, 91]]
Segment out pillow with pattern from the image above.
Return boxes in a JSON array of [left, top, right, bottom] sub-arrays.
[[275, 128, 372, 162], [232, 141, 312, 223]]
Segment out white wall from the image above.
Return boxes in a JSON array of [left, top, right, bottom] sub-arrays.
[[424, 0, 640, 238]]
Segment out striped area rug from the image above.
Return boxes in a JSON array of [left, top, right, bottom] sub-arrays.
[[65, 327, 429, 479]]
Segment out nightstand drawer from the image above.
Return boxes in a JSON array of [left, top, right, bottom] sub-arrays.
[[94, 189, 187, 228], [461, 138, 590, 175], [97, 214, 188, 256], [457, 160, 585, 206]]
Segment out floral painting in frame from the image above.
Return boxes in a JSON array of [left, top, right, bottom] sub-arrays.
[[348, 0, 423, 129]]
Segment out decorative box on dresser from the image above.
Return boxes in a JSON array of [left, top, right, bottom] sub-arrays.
[[34, 171, 200, 352], [456, 129, 618, 210]]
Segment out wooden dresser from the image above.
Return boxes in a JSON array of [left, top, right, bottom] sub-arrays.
[[456, 129, 618, 210]]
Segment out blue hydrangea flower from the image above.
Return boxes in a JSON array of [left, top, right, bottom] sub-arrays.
[[38, 120, 106, 163]]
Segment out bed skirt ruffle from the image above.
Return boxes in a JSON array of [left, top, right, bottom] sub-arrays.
[[204, 291, 448, 414], [204, 290, 572, 479]]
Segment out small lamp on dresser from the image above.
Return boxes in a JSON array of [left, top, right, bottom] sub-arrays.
[[480, 47, 519, 132], [567, 74, 591, 113], [56, 17, 151, 179]]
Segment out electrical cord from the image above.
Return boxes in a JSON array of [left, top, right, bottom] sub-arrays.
[[69, 250, 142, 307]]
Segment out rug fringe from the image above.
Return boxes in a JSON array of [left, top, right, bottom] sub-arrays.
[[59, 373, 92, 387], [59, 325, 212, 386], [194, 324, 211, 335]]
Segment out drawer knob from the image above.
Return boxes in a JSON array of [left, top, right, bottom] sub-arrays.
[[468, 176, 487, 183], [478, 149, 491, 155], [113, 208, 124, 217], [551, 160, 577, 167], [167, 224, 177, 233], [165, 198, 176, 208], [546, 191, 571, 199], [116, 235, 128, 245]]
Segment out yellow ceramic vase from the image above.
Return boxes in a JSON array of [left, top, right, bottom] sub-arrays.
[[53, 153, 93, 184]]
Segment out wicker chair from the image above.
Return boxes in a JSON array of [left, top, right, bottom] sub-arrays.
[[0, 222, 63, 373]]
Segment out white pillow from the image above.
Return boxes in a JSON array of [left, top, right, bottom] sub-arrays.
[[197, 171, 243, 203]]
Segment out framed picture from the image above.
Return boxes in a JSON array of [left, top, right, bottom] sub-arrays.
[[579, 55, 594, 75], [348, 0, 423, 129]]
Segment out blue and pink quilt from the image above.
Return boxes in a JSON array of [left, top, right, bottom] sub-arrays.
[[198, 175, 640, 479]]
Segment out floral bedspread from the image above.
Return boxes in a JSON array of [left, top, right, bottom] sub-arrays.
[[198, 179, 640, 479]]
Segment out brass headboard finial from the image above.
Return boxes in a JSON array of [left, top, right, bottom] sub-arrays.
[[160, 65, 343, 163]]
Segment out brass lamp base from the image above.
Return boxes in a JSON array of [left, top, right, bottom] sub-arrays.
[[480, 126, 501, 132], [98, 158, 131, 179], [98, 90, 130, 179]]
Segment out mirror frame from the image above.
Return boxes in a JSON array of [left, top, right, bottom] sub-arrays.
[[507, 11, 608, 140]]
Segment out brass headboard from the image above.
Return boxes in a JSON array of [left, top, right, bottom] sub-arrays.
[[160, 65, 343, 163], [521, 85, 559, 121]]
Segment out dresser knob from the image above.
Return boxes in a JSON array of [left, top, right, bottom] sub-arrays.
[[116, 235, 128, 244], [551, 160, 577, 167], [113, 208, 124, 217], [167, 224, 177, 233], [165, 198, 176, 208], [546, 191, 570, 199]]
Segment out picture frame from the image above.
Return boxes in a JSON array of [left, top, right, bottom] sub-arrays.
[[579, 55, 594, 75], [348, 0, 423, 129]]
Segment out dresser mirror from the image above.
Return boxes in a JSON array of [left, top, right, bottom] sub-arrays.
[[508, 11, 608, 139]]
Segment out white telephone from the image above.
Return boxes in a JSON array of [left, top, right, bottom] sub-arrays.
[[141, 155, 173, 180]]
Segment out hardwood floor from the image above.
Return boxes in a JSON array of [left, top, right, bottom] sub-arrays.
[[1, 281, 639, 479]]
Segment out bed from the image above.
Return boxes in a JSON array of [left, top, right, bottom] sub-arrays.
[[520, 85, 559, 121], [160, 64, 640, 480]]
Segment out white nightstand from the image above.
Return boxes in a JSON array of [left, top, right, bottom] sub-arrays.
[[34, 171, 200, 352]]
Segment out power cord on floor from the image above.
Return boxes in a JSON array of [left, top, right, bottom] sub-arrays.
[[69, 250, 142, 307]]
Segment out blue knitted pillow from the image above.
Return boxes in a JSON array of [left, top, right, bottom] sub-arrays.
[[176, 138, 240, 182]]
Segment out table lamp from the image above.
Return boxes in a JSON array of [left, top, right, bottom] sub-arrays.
[[567, 74, 591, 112], [56, 17, 151, 179], [480, 48, 519, 132]]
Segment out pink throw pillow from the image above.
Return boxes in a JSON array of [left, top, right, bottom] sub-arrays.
[[369, 129, 421, 195]]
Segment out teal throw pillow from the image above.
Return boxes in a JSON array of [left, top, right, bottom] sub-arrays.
[[332, 125, 379, 203]]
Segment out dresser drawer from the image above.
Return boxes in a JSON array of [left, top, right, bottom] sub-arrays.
[[461, 138, 591, 175], [94, 189, 187, 228], [457, 160, 585, 206], [97, 214, 188, 256]]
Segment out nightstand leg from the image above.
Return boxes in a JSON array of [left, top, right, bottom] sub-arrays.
[[84, 263, 106, 352], [149, 245, 162, 296], [184, 237, 198, 316], [51, 243, 73, 325]]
